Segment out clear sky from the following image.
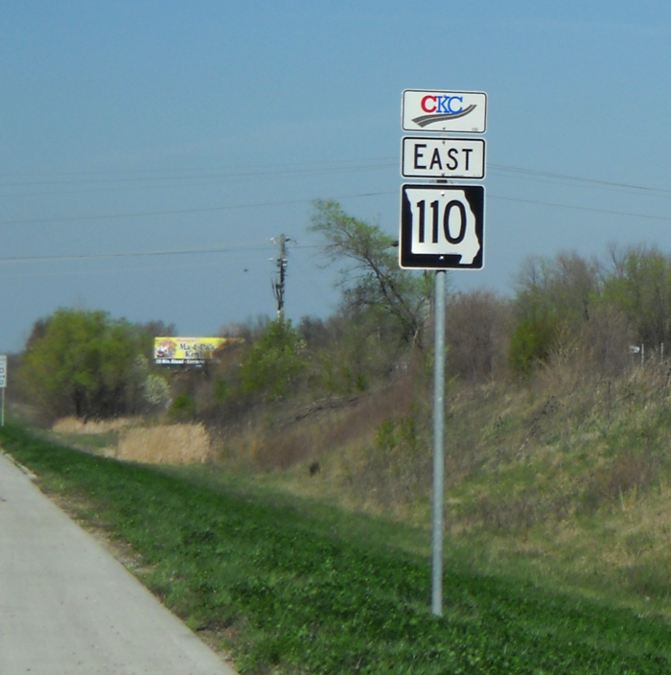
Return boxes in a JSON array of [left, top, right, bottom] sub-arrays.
[[2, 1, 670, 352]]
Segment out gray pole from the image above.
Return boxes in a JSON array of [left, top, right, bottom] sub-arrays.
[[432, 269, 446, 616]]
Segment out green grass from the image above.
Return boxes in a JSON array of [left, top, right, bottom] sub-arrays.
[[49, 430, 119, 454], [3, 422, 671, 674]]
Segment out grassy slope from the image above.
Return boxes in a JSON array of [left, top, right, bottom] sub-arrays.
[[3, 423, 671, 673], [245, 359, 671, 621]]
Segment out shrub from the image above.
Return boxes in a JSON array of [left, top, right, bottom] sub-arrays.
[[240, 318, 307, 401], [19, 308, 152, 420], [168, 394, 196, 421], [508, 315, 557, 376]]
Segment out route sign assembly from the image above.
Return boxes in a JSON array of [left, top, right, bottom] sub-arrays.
[[399, 184, 484, 270], [399, 87, 487, 617], [401, 136, 485, 179]]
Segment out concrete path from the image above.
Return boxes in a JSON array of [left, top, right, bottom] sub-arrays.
[[0, 451, 237, 675]]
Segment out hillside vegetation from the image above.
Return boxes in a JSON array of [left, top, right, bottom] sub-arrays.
[[3, 423, 671, 673], [7, 203, 671, 667], [194, 353, 671, 619]]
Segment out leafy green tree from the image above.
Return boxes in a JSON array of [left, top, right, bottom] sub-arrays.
[[508, 315, 558, 376], [514, 253, 600, 328], [310, 199, 431, 347], [307, 309, 400, 395], [240, 318, 306, 401], [20, 308, 153, 419], [168, 393, 196, 421], [602, 245, 671, 348], [508, 252, 600, 375]]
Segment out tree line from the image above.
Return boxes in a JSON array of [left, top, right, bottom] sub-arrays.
[[14, 200, 671, 422]]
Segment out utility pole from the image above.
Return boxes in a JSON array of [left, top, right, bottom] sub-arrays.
[[272, 234, 290, 319]]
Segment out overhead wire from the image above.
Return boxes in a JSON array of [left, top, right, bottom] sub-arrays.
[[1, 158, 670, 265], [0, 191, 394, 227], [1, 186, 668, 230], [2, 158, 667, 195], [0, 241, 320, 265], [488, 194, 671, 223], [0, 158, 395, 191], [489, 163, 671, 196]]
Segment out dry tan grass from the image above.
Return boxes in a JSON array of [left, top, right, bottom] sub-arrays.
[[52, 416, 138, 434], [117, 424, 213, 464], [52, 417, 212, 465]]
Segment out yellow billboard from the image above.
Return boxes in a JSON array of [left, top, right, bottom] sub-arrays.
[[153, 337, 241, 365]]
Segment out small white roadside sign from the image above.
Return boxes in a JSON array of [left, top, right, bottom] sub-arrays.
[[402, 89, 487, 133], [401, 137, 485, 179]]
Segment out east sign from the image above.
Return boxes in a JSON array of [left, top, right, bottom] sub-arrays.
[[401, 137, 485, 179]]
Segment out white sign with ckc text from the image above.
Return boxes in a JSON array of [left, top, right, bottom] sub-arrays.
[[402, 89, 487, 133]]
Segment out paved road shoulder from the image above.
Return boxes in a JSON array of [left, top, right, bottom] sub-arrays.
[[0, 451, 237, 675]]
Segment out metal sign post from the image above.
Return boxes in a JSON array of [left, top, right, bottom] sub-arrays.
[[431, 271, 446, 615]]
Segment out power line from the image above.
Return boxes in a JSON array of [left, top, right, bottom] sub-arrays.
[[1, 192, 670, 266], [490, 163, 671, 196], [3, 158, 671, 214], [0, 191, 393, 227], [0, 159, 394, 189], [0, 244, 272, 264], [3, 186, 669, 229], [1, 156, 669, 229], [2, 158, 668, 195], [488, 193, 671, 223], [0, 196, 669, 267], [0, 241, 320, 265]]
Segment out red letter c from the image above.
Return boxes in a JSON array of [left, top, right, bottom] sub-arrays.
[[421, 95, 437, 113]]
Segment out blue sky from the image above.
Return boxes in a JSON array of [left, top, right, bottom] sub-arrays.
[[1, 1, 670, 352]]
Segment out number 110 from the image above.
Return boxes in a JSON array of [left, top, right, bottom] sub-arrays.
[[416, 199, 467, 245]]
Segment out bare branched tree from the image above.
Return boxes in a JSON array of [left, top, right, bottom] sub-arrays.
[[310, 199, 431, 347]]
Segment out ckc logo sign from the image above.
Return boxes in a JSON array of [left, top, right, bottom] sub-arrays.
[[402, 89, 487, 133]]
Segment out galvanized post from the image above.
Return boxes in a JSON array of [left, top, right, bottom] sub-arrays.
[[432, 270, 446, 616]]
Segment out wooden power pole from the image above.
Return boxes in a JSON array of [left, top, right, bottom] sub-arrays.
[[272, 234, 290, 319]]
